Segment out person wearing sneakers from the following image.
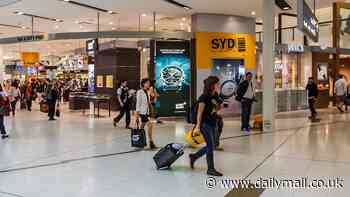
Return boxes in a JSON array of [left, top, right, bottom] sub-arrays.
[[189, 76, 223, 177], [0, 84, 9, 139], [135, 78, 157, 150], [113, 80, 131, 129]]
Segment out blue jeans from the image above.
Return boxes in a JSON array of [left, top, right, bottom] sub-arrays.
[[192, 122, 216, 169]]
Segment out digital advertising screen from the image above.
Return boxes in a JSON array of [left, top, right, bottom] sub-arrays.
[[154, 41, 191, 116], [211, 58, 245, 115], [88, 64, 95, 93]]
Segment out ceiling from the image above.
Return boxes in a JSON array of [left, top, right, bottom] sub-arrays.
[[0, 0, 341, 59]]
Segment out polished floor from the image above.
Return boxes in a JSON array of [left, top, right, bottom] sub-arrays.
[[0, 104, 350, 197]]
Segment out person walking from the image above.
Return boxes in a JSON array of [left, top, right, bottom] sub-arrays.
[[334, 75, 347, 113], [213, 92, 224, 151], [135, 78, 157, 149], [189, 76, 223, 177], [9, 81, 21, 116], [45, 82, 59, 121], [25, 81, 34, 111], [236, 72, 255, 132], [113, 80, 131, 129], [0, 84, 9, 139], [306, 77, 319, 120]]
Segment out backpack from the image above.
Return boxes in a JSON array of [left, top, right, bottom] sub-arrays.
[[235, 80, 249, 102]]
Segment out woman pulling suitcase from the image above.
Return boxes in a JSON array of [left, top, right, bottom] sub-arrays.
[[189, 76, 223, 177]]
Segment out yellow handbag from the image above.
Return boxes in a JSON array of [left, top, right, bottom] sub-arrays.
[[185, 127, 205, 147]]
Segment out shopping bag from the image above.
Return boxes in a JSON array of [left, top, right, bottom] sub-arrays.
[[131, 122, 147, 148], [184, 127, 205, 147]]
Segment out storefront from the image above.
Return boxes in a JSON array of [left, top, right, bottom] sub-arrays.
[[195, 32, 256, 116]]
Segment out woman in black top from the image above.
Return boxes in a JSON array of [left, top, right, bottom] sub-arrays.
[[189, 76, 223, 177]]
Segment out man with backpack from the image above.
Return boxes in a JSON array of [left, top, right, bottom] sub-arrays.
[[235, 72, 255, 132], [113, 80, 131, 129]]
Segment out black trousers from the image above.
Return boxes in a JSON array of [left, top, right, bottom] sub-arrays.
[[48, 100, 56, 120], [114, 106, 131, 127], [10, 100, 17, 115], [241, 98, 253, 130], [26, 98, 32, 111], [214, 115, 224, 147], [308, 98, 317, 117], [0, 115, 6, 135]]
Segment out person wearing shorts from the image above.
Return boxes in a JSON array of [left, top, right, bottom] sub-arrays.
[[135, 78, 157, 149]]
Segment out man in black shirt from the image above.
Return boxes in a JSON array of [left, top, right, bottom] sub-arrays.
[[113, 80, 131, 129], [213, 93, 224, 150], [305, 77, 319, 121]]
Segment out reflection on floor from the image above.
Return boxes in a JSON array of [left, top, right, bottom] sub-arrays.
[[0, 104, 350, 197]]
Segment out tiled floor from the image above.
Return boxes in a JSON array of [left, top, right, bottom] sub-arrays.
[[0, 104, 350, 197]]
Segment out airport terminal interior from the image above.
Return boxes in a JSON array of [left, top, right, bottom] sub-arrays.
[[0, 0, 350, 197]]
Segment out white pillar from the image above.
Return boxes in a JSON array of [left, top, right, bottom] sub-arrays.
[[0, 46, 3, 82], [262, 0, 275, 131]]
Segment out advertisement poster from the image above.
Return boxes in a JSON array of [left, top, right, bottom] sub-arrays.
[[96, 75, 104, 88], [88, 64, 95, 93], [106, 75, 113, 88], [211, 58, 245, 115], [154, 41, 191, 116], [317, 64, 328, 82]]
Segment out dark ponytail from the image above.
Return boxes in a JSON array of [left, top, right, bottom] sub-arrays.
[[203, 76, 219, 96]]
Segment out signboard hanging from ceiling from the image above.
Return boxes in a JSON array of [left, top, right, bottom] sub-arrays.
[[21, 52, 40, 67], [297, 0, 319, 42]]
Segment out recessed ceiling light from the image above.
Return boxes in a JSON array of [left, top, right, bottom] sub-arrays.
[[21, 26, 27, 29], [112, 27, 116, 30], [109, 22, 114, 25], [182, 17, 186, 21], [283, 7, 289, 10], [180, 22, 184, 26], [108, 10, 115, 14], [79, 25, 83, 29], [183, 6, 191, 10], [15, 11, 24, 15], [63, 0, 70, 2], [54, 25, 59, 29], [251, 11, 256, 16], [142, 13, 147, 17]]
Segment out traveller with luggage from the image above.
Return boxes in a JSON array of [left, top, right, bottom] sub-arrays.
[[189, 76, 223, 177]]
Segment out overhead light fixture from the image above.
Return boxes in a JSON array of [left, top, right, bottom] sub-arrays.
[[251, 11, 256, 16], [163, 0, 192, 10], [182, 17, 186, 21], [109, 22, 114, 25], [112, 27, 116, 30], [142, 13, 147, 17], [14, 11, 64, 22], [0, 23, 29, 29], [275, 0, 292, 11], [60, 0, 117, 14]]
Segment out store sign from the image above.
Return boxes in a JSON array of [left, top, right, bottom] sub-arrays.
[[17, 34, 48, 42], [86, 39, 98, 55], [297, 0, 319, 42], [21, 52, 40, 67], [274, 64, 284, 72], [287, 43, 304, 53], [211, 37, 246, 52]]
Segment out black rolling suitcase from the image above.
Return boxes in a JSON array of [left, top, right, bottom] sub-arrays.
[[153, 143, 184, 170]]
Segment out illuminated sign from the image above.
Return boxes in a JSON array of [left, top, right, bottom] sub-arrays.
[[17, 34, 48, 42], [211, 37, 246, 52], [297, 0, 319, 42], [287, 43, 304, 53]]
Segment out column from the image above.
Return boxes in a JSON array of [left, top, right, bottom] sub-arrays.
[[0, 46, 3, 81], [262, 0, 275, 131]]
